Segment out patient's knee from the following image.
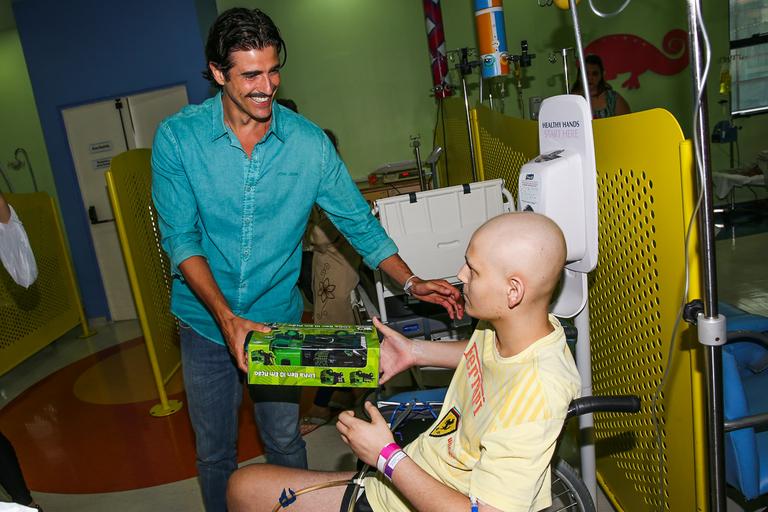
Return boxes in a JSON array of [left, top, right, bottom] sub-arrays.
[[227, 466, 265, 511]]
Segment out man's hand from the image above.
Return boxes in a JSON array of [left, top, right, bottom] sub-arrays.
[[219, 315, 271, 372], [336, 402, 395, 467], [409, 277, 464, 320], [374, 317, 416, 384]]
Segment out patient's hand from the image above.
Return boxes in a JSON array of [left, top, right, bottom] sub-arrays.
[[374, 317, 416, 384], [336, 402, 395, 467]]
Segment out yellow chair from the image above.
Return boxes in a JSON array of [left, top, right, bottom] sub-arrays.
[[106, 150, 182, 416]]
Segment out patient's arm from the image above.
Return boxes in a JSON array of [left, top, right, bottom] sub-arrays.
[[337, 403, 501, 512], [390, 457, 503, 512], [374, 318, 467, 384]]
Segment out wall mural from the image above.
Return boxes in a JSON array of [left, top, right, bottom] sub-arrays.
[[584, 29, 689, 89]]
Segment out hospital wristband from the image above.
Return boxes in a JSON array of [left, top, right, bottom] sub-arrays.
[[377, 443, 401, 474], [383, 449, 408, 481], [403, 275, 419, 297]]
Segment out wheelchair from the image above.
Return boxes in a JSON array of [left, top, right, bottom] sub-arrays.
[[719, 302, 768, 503], [375, 389, 640, 512]]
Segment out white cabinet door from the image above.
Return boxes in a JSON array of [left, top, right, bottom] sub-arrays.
[[126, 85, 188, 148], [62, 85, 188, 321]]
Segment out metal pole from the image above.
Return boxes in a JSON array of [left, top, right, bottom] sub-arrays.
[[575, 303, 596, 502], [412, 136, 427, 191], [461, 74, 479, 182], [568, 4, 591, 115], [562, 48, 571, 94], [686, 1, 726, 510]]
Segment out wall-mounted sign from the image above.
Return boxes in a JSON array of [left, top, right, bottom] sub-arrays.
[[89, 141, 112, 153], [92, 158, 112, 171]]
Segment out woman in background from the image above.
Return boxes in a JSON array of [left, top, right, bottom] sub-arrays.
[[572, 54, 631, 119]]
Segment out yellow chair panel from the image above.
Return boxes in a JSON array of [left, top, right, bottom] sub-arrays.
[[106, 150, 181, 413], [0, 192, 88, 375], [436, 97, 476, 186], [471, 106, 706, 511], [472, 105, 539, 195], [590, 109, 704, 511]]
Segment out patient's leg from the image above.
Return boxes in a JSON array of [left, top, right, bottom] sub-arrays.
[[227, 463, 356, 512]]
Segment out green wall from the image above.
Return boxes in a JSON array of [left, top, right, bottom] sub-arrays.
[[216, 0, 438, 177], [219, 0, 764, 178], [0, 29, 55, 196], [2, 0, 765, 192]]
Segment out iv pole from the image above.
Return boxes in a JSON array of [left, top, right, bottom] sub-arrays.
[[558, 1, 727, 509], [685, 1, 727, 510], [455, 48, 480, 182]]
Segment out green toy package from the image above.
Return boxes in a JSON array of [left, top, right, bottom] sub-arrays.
[[245, 323, 380, 388]]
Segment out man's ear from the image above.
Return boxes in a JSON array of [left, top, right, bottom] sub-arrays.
[[209, 63, 227, 86], [507, 276, 524, 309]]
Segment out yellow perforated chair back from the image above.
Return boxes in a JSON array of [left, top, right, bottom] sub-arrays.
[[106, 150, 182, 415], [436, 98, 476, 186], [472, 107, 705, 511], [472, 105, 539, 194], [589, 109, 704, 511], [0, 192, 88, 375]]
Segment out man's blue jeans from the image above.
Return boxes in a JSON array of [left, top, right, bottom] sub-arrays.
[[180, 325, 307, 512]]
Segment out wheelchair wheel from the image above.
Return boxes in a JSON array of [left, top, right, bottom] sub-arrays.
[[542, 459, 596, 512]]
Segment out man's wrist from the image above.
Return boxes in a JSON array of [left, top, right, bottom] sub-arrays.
[[213, 308, 236, 327], [403, 275, 420, 297]]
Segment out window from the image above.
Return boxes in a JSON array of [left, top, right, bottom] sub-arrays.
[[729, 0, 768, 116]]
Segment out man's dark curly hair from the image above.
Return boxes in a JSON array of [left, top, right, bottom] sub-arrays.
[[202, 8, 287, 87]]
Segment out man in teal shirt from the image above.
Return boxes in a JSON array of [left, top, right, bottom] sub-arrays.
[[151, 8, 462, 512]]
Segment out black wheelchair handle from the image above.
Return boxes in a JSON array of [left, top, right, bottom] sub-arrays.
[[566, 395, 641, 420]]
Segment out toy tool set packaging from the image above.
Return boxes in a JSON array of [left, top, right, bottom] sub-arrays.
[[245, 323, 380, 388]]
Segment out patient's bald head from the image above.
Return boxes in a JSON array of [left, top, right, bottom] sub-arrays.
[[458, 212, 566, 318]]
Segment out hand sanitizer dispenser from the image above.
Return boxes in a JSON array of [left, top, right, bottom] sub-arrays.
[[518, 95, 598, 317], [518, 94, 597, 273]]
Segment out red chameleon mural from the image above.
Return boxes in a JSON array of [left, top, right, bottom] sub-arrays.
[[584, 29, 689, 89]]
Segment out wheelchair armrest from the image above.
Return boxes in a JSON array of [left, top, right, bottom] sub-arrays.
[[724, 411, 768, 432], [565, 395, 640, 420]]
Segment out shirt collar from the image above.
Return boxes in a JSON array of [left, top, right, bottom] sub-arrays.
[[210, 91, 286, 143], [210, 91, 228, 141]]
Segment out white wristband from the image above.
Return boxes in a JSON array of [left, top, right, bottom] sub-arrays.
[[403, 275, 419, 297]]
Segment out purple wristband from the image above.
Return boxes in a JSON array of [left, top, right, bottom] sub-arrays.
[[383, 450, 407, 480]]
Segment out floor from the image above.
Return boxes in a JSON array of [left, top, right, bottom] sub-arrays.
[[2, 205, 768, 511]]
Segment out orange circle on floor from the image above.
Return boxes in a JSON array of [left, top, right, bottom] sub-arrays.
[[0, 337, 263, 493]]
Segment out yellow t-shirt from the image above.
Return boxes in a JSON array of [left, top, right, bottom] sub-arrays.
[[365, 315, 581, 511]]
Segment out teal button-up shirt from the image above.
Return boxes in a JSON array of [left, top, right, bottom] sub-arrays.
[[151, 93, 397, 344]]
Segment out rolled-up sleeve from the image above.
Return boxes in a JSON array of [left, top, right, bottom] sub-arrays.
[[151, 121, 205, 275], [315, 136, 397, 269]]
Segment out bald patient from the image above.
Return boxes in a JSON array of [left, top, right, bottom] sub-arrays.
[[227, 212, 581, 512]]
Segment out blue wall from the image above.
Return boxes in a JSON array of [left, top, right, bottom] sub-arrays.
[[14, 0, 216, 318]]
